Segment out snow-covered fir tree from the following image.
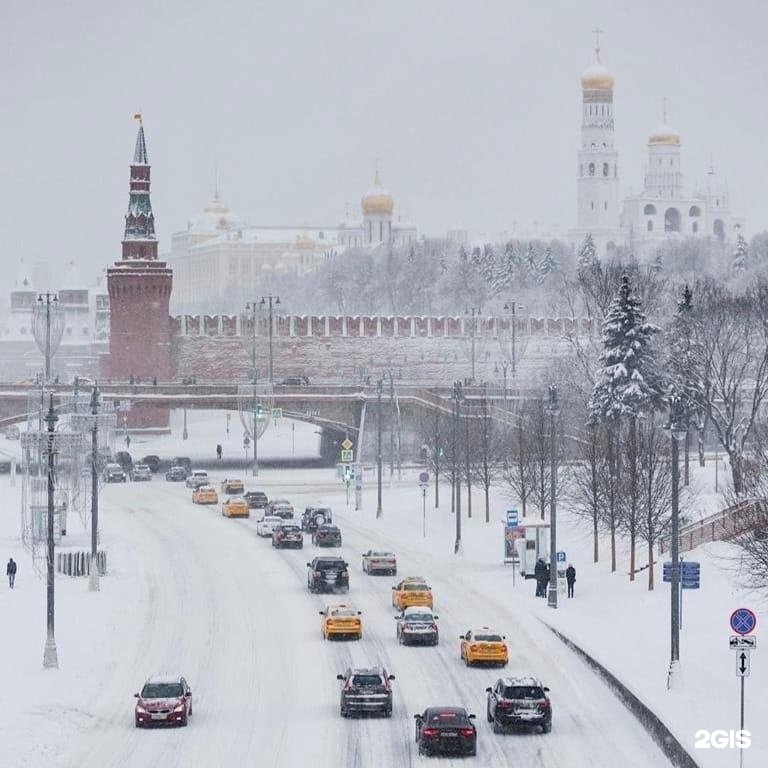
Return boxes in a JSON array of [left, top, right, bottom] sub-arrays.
[[577, 233, 598, 275], [589, 274, 662, 423], [538, 247, 556, 283], [731, 233, 748, 273], [524, 243, 539, 285], [479, 245, 497, 287]]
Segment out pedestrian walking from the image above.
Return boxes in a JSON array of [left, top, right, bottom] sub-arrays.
[[125, 434, 131, 449], [216, 443, 223, 461], [534, 558, 546, 597], [6, 557, 17, 589], [566, 563, 576, 598]]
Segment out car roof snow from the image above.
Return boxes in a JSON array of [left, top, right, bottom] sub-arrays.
[[501, 675, 543, 688], [145, 674, 184, 684]]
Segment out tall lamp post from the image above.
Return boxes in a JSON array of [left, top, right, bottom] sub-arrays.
[[89, 385, 101, 592], [452, 381, 463, 554], [465, 307, 481, 382], [503, 301, 521, 376], [546, 385, 560, 609], [494, 360, 509, 410], [35, 292, 60, 383], [245, 301, 259, 382], [665, 395, 687, 688], [376, 379, 383, 518], [260, 295, 280, 383], [43, 395, 59, 668]]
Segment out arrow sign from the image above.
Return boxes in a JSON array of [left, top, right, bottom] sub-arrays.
[[736, 651, 751, 677]]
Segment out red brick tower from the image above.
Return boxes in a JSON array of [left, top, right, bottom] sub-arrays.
[[106, 116, 173, 382]]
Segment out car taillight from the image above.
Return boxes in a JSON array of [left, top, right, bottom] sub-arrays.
[[539, 699, 551, 711], [459, 728, 474, 737], [499, 700, 512, 709], [430, 623, 438, 631], [470, 644, 478, 651], [422, 728, 438, 737]]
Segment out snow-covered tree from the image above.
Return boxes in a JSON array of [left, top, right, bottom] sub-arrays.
[[577, 233, 598, 275], [538, 247, 556, 283], [732, 233, 748, 273]]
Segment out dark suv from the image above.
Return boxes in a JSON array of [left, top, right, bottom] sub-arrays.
[[272, 524, 303, 549], [301, 506, 332, 532], [485, 676, 552, 733], [307, 557, 349, 593], [115, 451, 133, 473], [244, 491, 268, 510], [337, 667, 395, 718], [312, 524, 342, 547]]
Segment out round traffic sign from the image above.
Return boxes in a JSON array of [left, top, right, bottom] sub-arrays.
[[730, 608, 757, 636], [418, 471, 430, 484]]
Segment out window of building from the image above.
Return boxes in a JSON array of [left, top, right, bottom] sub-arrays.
[[603, 162, 609, 176], [689, 206, 701, 217], [664, 208, 681, 233], [643, 204, 657, 215], [588, 163, 595, 176], [647, 220, 653, 232], [713, 219, 725, 241], [692, 221, 699, 234]]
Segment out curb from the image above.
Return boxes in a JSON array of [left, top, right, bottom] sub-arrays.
[[540, 620, 700, 768]]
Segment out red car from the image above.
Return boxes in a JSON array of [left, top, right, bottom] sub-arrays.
[[134, 675, 193, 727]]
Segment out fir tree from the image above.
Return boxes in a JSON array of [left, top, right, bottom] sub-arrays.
[[577, 233, 598, 275], [479, 244, 497, 286], [524, 243, 539, 285], [539, 247, 556, 283], [732, 233, 748, 273]]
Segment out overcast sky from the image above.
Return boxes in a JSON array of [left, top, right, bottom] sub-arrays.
[[2, 0, 767, 285]]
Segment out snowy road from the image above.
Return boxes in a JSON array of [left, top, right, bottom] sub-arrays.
[[62, 477, 671, 768]]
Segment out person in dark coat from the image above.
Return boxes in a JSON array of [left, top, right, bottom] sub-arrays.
[[7, 558, 17, 588], [534, 558, 546, 597], [566, 563, 576, 598], [216, 444, 223, 460]]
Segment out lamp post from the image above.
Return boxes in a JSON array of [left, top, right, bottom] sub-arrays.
[[376, 379, 383, 518], [260, 295, 280, 383], [452, 381, 463, 554], [665, 395, 687, 689], [89, 385, 100, 592], [43, 394, 59, 668], [546, 385, 560, 609], [494, 360, 509, 410], [465, 307, 481, 382], [503, 301, 521, 376], [37, 293, 59, 383], [182, 407, 188, 440], [245, 301, 258, 382]]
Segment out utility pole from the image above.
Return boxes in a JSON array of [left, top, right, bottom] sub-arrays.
[[465, 307, 481, 382], [89, 385, 100, 592], [546, 385, 560, 609], [43, 394, 59, 668], [260, 295, 281, 383], [666, 395, 686, 688], [434, 410, 440, 509], [503, 301, 519, 375], [245, 300, 259, 383], [376, 379, 383, 518], [38, 293, 59, 383], [453, 381, 463, 554]]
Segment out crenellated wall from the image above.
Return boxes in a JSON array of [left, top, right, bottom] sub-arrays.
[[170, 314, 597, 383]]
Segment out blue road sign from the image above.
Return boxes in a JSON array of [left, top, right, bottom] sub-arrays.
[[730, 608, 757, 636], [556, 551, 566, 563], [663, 560, 700, 585], [506, 509, 519, 527]]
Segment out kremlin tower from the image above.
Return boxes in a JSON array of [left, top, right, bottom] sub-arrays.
[[106, 116, 173, 385]]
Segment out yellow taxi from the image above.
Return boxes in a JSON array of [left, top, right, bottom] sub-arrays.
[[391, 577, 433, 610], [221, 496, 250, 518], [459, 627, 508, 667], [319, 604, 362, 640], [192, 485, 218, 505], [221, 478, 245, 495]]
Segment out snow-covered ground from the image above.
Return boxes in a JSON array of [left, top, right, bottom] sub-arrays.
[[0, 416, 763, 767]]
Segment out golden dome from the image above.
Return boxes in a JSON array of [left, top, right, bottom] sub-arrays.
[[295, 233, 316, 250], [361, 171, 394, 216], [649, 125, 681, 146], [581, 61, 614, 91]]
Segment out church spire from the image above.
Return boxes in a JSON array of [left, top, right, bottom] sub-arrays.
[[122, 115, 157, 260]]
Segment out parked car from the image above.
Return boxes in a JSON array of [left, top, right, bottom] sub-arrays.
[[414, 707, 477, 756], [320, 604, 362, 640], [172, 456, 192, 475], [272, 524, 303, 549], [192, 485, 218, 505], [362, 550, 397, 576], [485, 676, 552, 733], [115, 451, 133, 472], [104, 462, 127, 483], [307, 557, 349, 593], [278, 376, 310, 386], [165, 465, 188, 482], [301, 506, 332, 532], [140, 455, 161, 473], [459, 627, 508, 667], [185, 470, 209, 489], [130, 463, 152, 481], [396, 606, 439, 646], [222, 496, 250, 518], [312, 524, 342, 547], [134, 675, 192, 728], [221, 478, 245, 495], [256, 515, 283, 537], [338, 667, 394, 718], [244, 490, 268, 510]]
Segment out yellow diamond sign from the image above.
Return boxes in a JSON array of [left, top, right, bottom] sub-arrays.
[[341, 438, 353, 451]]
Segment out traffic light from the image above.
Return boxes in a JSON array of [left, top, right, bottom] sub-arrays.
[[255, 403, 264, 419]]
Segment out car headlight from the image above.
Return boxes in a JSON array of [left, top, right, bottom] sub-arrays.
[[136, 705, 147, 714], [173, 703, 185, 713]]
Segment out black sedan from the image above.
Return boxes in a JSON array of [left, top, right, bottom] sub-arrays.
[[312, 524, 342, 547], [415, 707, 477, 757], [244, 491, 268, 510]]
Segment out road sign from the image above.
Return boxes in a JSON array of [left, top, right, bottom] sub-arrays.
[[271, 407, 283, 419], [340, 449, 353, 463], [730, 636, 757, 650], [418, 471, 430, 484], [243, 435, 250, 447], [556, 551, 566, 563], [736, 650, 751, 677], [730, 608, 758, 636], [341, 438, 353, 451], [506, 508, 519, 527]]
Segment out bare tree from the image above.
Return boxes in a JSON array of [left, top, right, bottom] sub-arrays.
[[503, 419, 533, 519], [474, 391, 503, 523], [420, 409, 448, 509], [569, 423, 607, 564]]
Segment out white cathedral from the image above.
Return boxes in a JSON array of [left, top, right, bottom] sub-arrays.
[[570, 40, 743, 256]]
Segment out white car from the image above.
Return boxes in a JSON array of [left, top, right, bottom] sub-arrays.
[[185, 470, 209, 489], [256, 515, 284, 537], [362, 549, 397, 575]]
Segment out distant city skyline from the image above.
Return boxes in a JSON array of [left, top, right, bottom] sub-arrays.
[[2, 0, 766, 282]]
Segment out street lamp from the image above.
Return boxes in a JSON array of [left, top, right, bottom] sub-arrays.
[[376, 379, 383, 518], [546, 385, 560, 609], [245, 301, 259, 383], [494, 360, 509, 410], [260, 295, 280, 383], [43, 394, 59, 668], [452, 381, 463, 554], [503, 301, 522, 376], [89, 385, 100, 592], [464, 307, 481, 382], [665, 394, 687, 689]]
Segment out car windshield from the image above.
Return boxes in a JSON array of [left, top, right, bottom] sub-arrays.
[[406, 613, 432, 622], [264, 517, 281, 523], [372, 552, 393, 557], [320, 527, 338, 533], [505, 686, 545, 699], [351, 674, 383, 687], [141, 682, 183, 698], [282, 526, 300, 533], [331, 607, 356, 617], [475, 634, 502, 642], [316, 560, 345, 570], [427, 711, 468, 726], [404, 583, 429, 592]]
